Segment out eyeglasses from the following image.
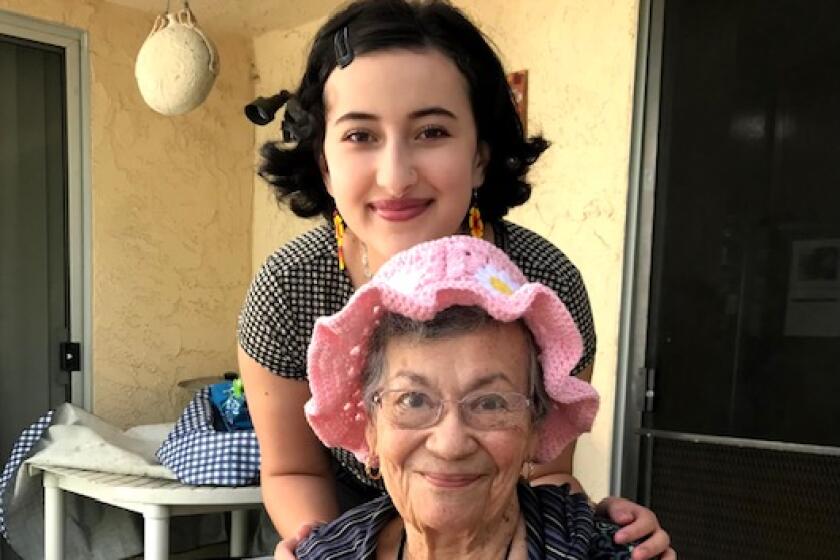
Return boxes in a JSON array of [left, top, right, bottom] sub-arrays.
[[371, 389, 532, 431]]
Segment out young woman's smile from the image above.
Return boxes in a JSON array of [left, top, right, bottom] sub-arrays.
[[368, 197, 434, 222]]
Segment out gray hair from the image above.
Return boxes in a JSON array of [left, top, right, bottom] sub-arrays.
[[360, 306, 550, 423]]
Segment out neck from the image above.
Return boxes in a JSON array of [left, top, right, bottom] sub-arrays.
[[399, 498, 519, 560], [344, 222, 496, 288]]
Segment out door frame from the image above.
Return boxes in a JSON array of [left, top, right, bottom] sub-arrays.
[[611, 0, 665, 499], [0, 10, 92, 410]]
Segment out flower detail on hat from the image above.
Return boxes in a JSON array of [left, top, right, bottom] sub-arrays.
[[476, 265, 520, 296]]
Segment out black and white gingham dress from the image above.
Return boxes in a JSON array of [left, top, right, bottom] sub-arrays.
[[237, 221, 596, 491]]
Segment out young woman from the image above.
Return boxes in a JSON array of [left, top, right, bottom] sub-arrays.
[[237, 1, 673, 558]]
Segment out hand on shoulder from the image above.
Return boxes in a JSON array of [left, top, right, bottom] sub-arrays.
[[596, 497, 676, 560]]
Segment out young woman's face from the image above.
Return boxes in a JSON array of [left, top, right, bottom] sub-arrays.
[[321, 48, 488, 266]]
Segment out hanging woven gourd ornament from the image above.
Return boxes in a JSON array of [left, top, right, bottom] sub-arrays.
[[135, 2, 219, 116]]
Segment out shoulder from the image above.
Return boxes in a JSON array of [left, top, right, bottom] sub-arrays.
[[500, 221, 583, 283], [587, 518, 637, 560], [295, 495, 396, 559], [520, 484, 634, 559], [521, 482, 593, 524], [499, 220, 591, 312], [258, 223, 336, 281]]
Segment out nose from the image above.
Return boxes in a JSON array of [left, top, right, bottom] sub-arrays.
[[376, 140, 416, 198], [424, 403, 478, 460]]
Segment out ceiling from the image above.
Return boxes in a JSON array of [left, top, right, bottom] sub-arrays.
[[104, 0, 344, 35]]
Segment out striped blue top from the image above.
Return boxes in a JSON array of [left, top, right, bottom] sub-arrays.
[[296, 483, 635, 559]]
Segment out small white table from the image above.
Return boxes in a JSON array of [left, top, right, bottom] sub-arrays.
[[33, 465, 263, 560]]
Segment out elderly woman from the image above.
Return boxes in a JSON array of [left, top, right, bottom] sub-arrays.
[[298, 236, 637, 559]]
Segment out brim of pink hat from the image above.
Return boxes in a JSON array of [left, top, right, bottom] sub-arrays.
[[305, 273, 599, 464]]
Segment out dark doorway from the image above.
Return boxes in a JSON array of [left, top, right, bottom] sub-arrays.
[[631, 1, 840, 557], [0, 34, 71, 560]]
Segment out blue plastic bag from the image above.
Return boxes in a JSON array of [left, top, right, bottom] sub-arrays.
[[209, 378, 253, 431]]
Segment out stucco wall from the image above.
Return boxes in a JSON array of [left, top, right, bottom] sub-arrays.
[[0, 0, 254, 426], [249, 0, 639, 500]]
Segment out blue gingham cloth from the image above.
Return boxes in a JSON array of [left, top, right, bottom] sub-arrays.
[[157, 387, 261, 486], [0, 410, 54, 540]]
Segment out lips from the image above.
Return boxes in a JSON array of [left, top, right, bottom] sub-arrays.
[[421, 472, 482, 488], [369, 198, 432, 222]]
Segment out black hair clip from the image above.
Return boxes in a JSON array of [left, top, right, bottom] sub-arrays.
[[244, 90, 291, 126], [334, 26, 354, 68]]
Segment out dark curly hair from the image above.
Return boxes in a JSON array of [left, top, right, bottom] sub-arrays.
[[257, 0, 550, 222]]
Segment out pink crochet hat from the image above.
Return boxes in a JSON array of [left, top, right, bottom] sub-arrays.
[[305, 236, 599, 464]]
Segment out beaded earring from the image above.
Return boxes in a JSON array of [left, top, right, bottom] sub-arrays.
[[468, 190, 484, 239], [333, 210, 346, 271]]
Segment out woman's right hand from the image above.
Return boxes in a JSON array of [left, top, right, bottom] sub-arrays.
[[274, 522, 321, 559]]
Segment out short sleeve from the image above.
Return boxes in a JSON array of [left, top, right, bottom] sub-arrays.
[[543, 256, 596, 375], [237, 259, 307, 378], [236, 225, 355, 379], [502, 222, 597, 376]]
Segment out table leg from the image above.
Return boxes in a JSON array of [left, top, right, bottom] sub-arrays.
[[43, 473, 64, 560], [230, 509, 248, 557], [143, 505, 170, 560]]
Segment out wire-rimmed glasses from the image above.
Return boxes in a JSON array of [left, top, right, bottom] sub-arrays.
[[371, 389, 532, 431]]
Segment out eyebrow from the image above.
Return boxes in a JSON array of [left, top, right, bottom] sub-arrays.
[[391, 371, 515, 393], [334, 106, 457, 125]]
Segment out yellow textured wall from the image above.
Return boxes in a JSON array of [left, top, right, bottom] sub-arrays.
[[250, 0, 639, 500], [0, 0, 254, 426]]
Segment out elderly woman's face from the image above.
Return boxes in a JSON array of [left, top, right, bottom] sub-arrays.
[[365, 321, 538, 532]]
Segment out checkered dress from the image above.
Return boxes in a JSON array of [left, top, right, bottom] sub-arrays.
[[237, 221, 596, 492]]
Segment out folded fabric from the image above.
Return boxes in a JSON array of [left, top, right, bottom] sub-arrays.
[[157, 387, 260, 486], [0, 404, 225, 559]]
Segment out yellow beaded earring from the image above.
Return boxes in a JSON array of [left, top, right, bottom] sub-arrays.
[[468, 190, 484, 239], [333, 209, 346, 271]]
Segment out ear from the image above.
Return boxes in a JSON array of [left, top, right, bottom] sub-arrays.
[[472, 141, 491, 188]]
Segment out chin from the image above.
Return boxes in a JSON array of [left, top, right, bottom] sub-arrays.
[[415, 507, 485, 533], [373, 235, 432, 262]]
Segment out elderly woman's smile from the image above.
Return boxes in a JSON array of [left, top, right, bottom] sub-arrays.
[[364, 318, 538, 540]]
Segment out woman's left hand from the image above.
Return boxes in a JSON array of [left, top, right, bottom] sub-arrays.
[[596, 497, 676, 560]]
